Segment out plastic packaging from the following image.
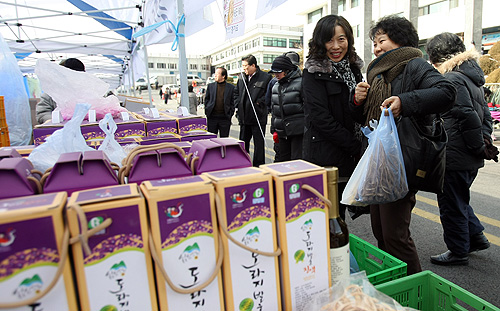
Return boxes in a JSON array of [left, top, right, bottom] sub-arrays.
[[311, 271, 417, 311], [35, 59, 127, 120], [28, 103, 94, 172], [98, 113, 127, 166], [341, 108, 408, 206], [0, 33, 32, 145]]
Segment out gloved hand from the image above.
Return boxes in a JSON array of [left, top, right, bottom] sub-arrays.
[[273, 132, 279, 143], [483, 137, 499, 162]]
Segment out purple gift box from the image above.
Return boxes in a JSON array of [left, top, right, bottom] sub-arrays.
[[0, 146, 35, 157], [0, 157, 41, 199], [180, 133, 217, 142], [139, 135, 180, 145], [42, 150, 119, 195], [127, 146, 192, 185], [188, 138, 251, 174], [163, 112, 208, 136], [33, 122, 63, 145], [0, 148, 22, 159], [134, 112, 178, 137]]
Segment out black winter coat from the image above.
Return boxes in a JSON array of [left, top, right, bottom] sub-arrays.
[[302, 58, 363, 178], [437, 50, 492, 171], [271, 67, 304, 138], [234, 68, 272, 126]]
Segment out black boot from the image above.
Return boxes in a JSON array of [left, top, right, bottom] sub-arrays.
[[430, 250, 469, 266], [469, 232, 490, 253]]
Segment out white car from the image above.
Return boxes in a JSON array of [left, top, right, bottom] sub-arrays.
[[135, 78, 148, 90]]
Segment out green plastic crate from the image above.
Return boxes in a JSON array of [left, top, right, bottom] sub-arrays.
[[350, 233, 407, 285], [376, 270, 500, 311]]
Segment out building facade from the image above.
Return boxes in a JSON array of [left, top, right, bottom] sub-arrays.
[[146, 54, 211, 85], [206, 23, 303, 77]]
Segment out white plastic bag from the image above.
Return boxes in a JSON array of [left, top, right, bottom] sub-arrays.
[[98, 113, 127, 166], [35, 59, 127, 120], [0, 33, 32, 145], [341, 108, 408, 206], [28, 103, 94, 172], [311, 271, 417, 311]]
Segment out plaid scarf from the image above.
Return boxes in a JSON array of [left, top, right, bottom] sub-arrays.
[[364, 47, 422, 124]]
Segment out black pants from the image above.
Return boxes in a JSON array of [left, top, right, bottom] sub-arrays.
[[239, 123, 266, 167], [275, 134, 303, 162], [370, 191, 422, 275], [437, 169, 484, 256], [207, 115, 231, 138]]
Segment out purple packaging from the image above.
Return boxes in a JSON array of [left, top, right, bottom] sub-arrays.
[[134, 112, 178, 137], [0, 157, 41, 199], [189, 138, 251, 174], [180, 133, 217, 142], [0, 192, 78, 310], [33, 122, 63, 145], [163, 112, 208, 136], [67, 184, 158, 311], [42, 150, 119, 196]]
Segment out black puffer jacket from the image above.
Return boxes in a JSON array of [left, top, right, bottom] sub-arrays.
[[302, 57, 363, 178], [271, 67, 304, 137], [437, 50, 492, 171]]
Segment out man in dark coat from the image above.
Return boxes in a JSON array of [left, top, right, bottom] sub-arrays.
[[204, 67, 235, 137], [234, 55, 272, 166]]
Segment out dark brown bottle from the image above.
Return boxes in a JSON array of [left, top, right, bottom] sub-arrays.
[[326, 167, 350, 285]]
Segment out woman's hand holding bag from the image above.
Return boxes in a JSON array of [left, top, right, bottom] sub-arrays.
[[341, 108, 408, 206]]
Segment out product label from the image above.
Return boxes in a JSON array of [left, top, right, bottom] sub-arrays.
[[224, 181, 280, 310], [330, 243, 350, 286], [283, 175, 329, 311]]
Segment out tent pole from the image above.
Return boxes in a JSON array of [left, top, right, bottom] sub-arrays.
[[177, 0, 188, 110], [142, 36, 153, 107]]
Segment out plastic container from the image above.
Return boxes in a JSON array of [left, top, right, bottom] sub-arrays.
[[350, 234, 407, 285], [376, 270, 500, 311]]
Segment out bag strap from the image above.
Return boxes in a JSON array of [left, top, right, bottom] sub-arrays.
[[214, 191, 281, 257], [118, 143, 187, 184], [148, 229, 224, 294], [0, 225, 72, 308], [301, 184, 332, 211]]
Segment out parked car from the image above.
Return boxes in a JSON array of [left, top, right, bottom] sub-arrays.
[[162, 84, 180, 95], [206, 76, 215, 85], [135, 78, 148, 90], [176, 74, 204, 86]]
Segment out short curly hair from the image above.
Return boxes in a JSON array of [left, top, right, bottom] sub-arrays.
[[426, 32, 466, 64], [369, 15, 419, 48], [307, 14, 357, 64]]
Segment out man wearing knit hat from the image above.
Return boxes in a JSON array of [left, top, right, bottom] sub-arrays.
[[269, 54, 305, 162]]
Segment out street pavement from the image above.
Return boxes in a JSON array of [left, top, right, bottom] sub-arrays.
[[144, 90, 500, 308]]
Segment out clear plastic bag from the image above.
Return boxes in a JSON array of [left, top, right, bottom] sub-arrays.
[[28, 103, 94, 172], [0, 33, 32, 145], [98, 113, 127, 166], [341, 108, 408, 206], [311, 271, 417, 311]]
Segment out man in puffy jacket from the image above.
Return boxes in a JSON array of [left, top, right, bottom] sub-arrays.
[[269, 54, 304, 161]]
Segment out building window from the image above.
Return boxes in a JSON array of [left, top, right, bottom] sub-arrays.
[[168, 63, 177, 69], [263, 37, 287, 47], [308, 8, 322, 24], [263, 54, 279, 64], [232, 62, 237, 69], [201, 64, 209, 71], [289, 38, 302, 49], [148, 63, 154, 68], [450, 0, 459, 9], [419, 0, 447, 16], [157, 63, 166, 69], [351, 0, 359, 8], [252, 38, 260, 47], [238, 45, 244, 53], [338, 0, 346, 12], [226, 63, 231, 70], [245, 42, 252, 50], [190, 64, 198, 70]]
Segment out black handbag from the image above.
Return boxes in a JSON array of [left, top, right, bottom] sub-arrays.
[[396, 115, 447, 194]]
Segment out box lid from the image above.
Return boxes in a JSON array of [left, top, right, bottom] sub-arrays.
[[260, 160, 325, 176], [68, 184, 140, 206], [0, 192, 67, 218]]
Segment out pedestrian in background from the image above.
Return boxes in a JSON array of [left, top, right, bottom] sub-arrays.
[[188, 84, 197, 115], [302, 14, 364, 219], [351, 15, 456, 275], [426, 32, 497, 266], [234, 54, 272, 166], [204, 67, 235, 137], [269, 54, 304, 161]]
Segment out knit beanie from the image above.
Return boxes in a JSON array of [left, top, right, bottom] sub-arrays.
[[270, 55, 297, 73]]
